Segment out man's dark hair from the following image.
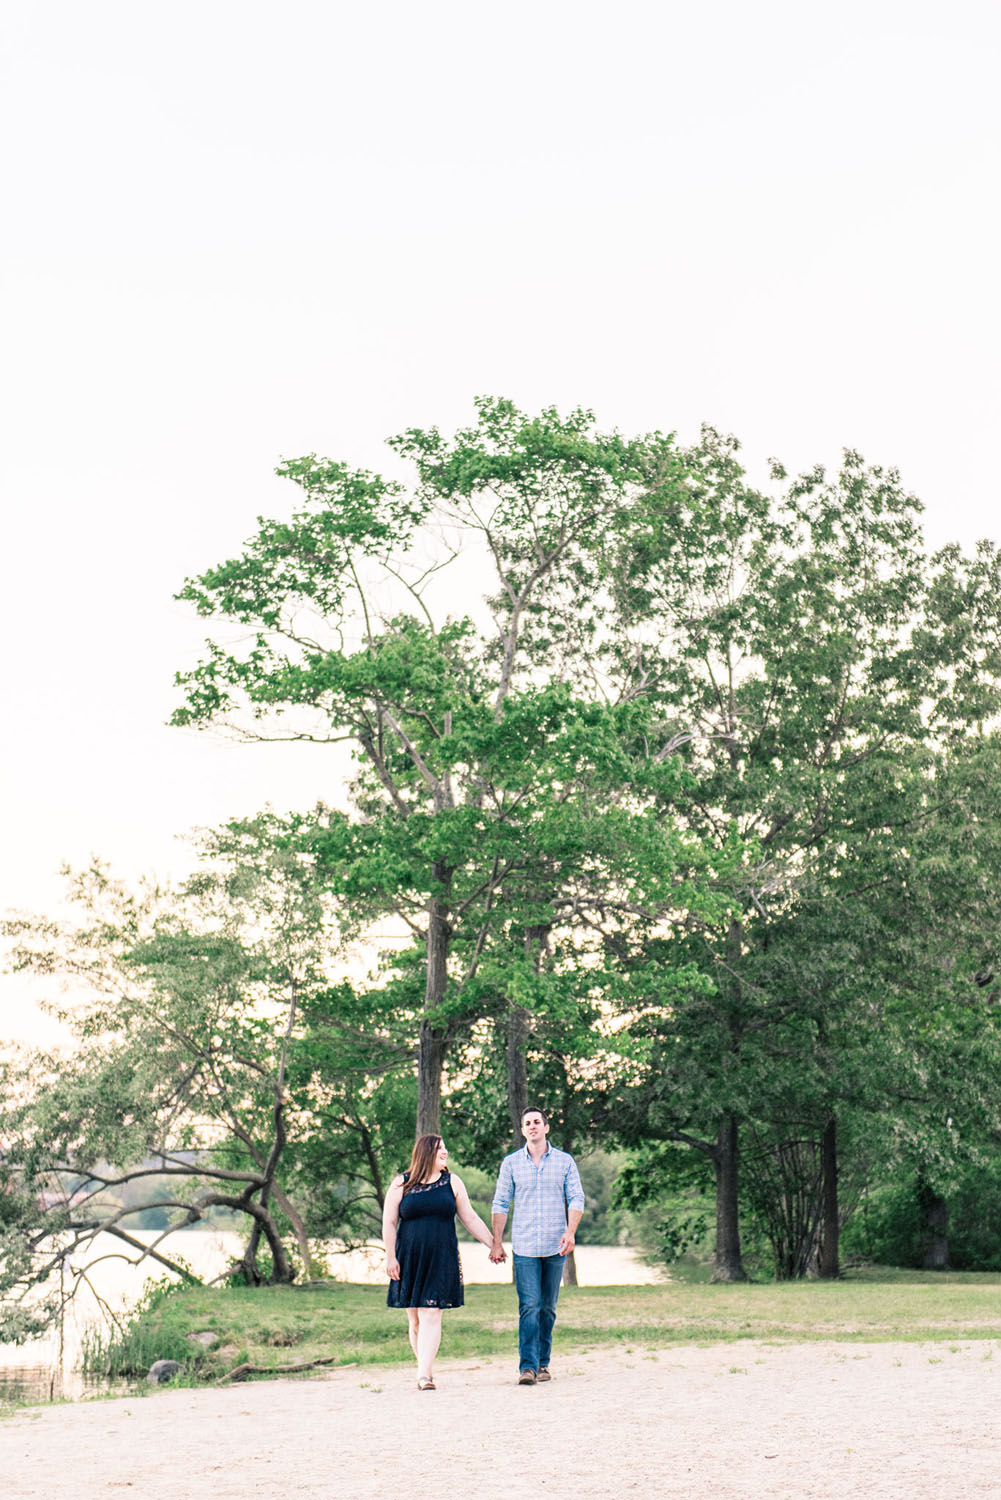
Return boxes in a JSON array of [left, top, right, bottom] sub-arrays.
[[521, 1105, 549, 1126]]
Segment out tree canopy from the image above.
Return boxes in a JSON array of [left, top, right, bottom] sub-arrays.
[[3, 398, 1001, 1326]]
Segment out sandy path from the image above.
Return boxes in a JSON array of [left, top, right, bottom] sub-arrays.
[[4, 1339, 1000, 1499]]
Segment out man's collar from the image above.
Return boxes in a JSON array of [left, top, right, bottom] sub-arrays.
[[523, 1141, 552, 1159]]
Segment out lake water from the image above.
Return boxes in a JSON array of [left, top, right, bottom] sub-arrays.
[[0, 1231, 663, 1404]]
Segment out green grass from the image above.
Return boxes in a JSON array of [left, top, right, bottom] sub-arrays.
[[86, 1267, 1001, 1384]]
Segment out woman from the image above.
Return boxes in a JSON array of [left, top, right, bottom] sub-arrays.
[[383, 1134, 500, 1390]]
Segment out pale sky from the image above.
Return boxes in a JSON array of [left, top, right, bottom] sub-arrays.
[[2, 0, 1000, 1039]]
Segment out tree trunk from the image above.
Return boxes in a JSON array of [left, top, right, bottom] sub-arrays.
[[918, 1174, 950, 1270], [269, 1178, 317, 1280], [417, 1019, 449, 1136], [711, 1113, 748, 1282], [505, 924, 549, 1143], [506, 1004, 530, 1140], [712, 923, 748, 1283], [417, 869, 454, 1136], [232, 1237, 263, 1286], [231, 1192, 294, 1285], [258, 1200, 294, 1284], [233, 1088, 296, 1285], [818, 1115, 840, 1280]]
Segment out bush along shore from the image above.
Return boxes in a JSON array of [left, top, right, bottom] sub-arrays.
[[79, 1270, 1001, 1389]]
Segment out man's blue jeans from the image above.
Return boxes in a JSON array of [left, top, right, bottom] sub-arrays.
[[513, 1253, 565, 1373]]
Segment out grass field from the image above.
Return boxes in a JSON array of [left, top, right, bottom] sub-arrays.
[[86, 1267, 1001, 1382]]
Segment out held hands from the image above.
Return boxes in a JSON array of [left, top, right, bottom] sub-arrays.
[[488, 1240, 507, 1264], [386, 1256, 401, 1280]]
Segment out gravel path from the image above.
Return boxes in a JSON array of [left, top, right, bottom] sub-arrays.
[[4, 1339, 999, 1499]]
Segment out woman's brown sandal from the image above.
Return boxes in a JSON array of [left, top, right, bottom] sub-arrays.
[[417, 1376, 436, 1390]]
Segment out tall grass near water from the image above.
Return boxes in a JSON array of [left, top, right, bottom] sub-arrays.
[[80, 1278, 192, 1379]]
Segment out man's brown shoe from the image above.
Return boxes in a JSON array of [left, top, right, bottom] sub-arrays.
[[518, 1369, 537, 1385], [536, 1367, 552, 1382]]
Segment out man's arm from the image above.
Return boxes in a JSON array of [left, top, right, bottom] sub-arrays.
[[557, 1207, 582, 1257], [558, 1157, 586, 1256]]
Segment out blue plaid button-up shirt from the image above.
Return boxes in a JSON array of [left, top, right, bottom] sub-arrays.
[[491, 1143, 585, 1257]]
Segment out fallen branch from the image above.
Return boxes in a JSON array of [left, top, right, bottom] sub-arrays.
[[218, 1356, 355, 1383]]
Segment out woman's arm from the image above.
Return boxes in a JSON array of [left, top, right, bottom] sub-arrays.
[[382, 1175, 405, 1279], [451, 1174, 505, 1257]]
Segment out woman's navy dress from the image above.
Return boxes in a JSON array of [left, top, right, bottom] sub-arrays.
[[387, 1170, 464, 1309]]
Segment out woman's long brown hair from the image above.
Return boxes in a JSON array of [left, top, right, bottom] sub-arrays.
[[402, 1134, 443, 1194]]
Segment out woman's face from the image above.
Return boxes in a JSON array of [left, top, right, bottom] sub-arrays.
[[435, 1139, 449, 1170]]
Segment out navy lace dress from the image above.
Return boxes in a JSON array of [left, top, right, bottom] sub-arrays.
[[387, 1170, 464, 1309]]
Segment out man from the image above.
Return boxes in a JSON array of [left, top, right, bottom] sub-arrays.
[[491, 1106, 585, 1385]]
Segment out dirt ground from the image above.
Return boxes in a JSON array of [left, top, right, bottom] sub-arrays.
[[4, 1339, 1000, 1499]]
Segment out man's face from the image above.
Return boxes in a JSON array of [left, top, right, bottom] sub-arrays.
[[521, 1111, 549, 1146]]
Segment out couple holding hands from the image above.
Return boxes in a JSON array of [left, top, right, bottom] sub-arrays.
[[382, 1107, 585, 1390]]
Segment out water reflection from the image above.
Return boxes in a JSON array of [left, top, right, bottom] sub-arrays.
[[0, 1364, 133, 1405], [0, 1365, 63, 1405], [0, 1228, 243, 1410]]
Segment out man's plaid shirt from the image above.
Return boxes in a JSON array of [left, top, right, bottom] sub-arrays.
[[492, 1143, 585, 1257]]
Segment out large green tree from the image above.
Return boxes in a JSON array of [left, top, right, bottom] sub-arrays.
[[172, 400, 717, 1135], [607, 428, 1001, 1278]]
